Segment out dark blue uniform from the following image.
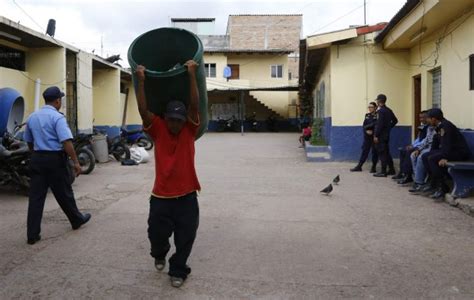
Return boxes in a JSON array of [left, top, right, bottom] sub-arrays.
[[356, 112, 378, 168], [374, 105, 398, 174], [422, 119, 471, 190]]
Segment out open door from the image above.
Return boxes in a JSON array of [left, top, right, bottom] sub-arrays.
[[413, 75, 421, 137], [66, 50, 78, 135]]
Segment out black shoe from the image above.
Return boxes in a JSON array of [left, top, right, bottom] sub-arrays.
[[373, 172, 387, 178], [421, 185, 436, 195], [409, 183, 424, 194], [72, 213, 91, 230], [370, 166, 377, 173], [392, 173, 404, 180], [387, 169, 396, 176], [398, 176, 413, 185], [430, 188, 446, 202], [27, 235, 41, 245], [350, 165, 362, 172]]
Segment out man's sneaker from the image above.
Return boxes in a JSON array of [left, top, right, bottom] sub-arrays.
[[154, 259, 166, 271], [170, 276, 184, 288], [387, 169, 397, 176], [370, 166, 377, 173], [398, 176, 413, 185], [350, 165, 362, 172], [430, 188, 446, 202], [421, 185, 436, 195], [409, 184, 424, 194], [373, 172, 387, 178]]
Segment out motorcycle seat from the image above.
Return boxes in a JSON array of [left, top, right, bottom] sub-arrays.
[[122, 128, 143, 135], [9, 142, 30, 156], [0, 145, 12, 158]]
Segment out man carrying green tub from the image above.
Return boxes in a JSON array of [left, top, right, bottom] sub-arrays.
[[135, 61, 201, 288]]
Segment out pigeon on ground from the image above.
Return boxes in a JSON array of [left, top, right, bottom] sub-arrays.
[[320, 184, 333, 195], [333, 175, 340, 185]]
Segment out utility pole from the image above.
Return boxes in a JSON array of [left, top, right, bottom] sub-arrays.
[[364, 0, 367, 25]]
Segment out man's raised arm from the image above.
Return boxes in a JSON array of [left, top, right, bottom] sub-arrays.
[[135, 65, 154, 128], [185, 60, 200, 125]]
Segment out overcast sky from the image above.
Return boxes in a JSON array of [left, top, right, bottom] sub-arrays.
[[1, 0, 406, 67]]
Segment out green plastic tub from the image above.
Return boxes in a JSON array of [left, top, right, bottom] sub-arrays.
[[128, 27, 208, 139]]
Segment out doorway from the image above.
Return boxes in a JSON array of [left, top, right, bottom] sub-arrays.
[[413, 75, 421, 137], [66, 50, 78, 135]]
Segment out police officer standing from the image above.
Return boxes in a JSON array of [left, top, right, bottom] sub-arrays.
[[373, 94, 398, 177], [24, 86, 91, 245], [351, 102, 378, 173]]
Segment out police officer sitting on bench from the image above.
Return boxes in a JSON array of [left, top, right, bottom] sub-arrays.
[[24, 86, 91, 245]]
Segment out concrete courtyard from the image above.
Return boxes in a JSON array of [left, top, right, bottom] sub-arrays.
[[1, 133, 474, 299]]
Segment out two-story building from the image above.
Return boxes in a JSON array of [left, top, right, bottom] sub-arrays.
[[172, 15, 301, 131]]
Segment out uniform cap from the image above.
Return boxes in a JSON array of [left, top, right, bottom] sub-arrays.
[[43, 86, 65, 101]]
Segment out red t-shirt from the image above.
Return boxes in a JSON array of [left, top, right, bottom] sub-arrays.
[[303, 127, 312, 136], [144, 116, 201, 198]]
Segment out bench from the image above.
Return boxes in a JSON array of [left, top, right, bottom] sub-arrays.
[[447, 162, 474, 198]]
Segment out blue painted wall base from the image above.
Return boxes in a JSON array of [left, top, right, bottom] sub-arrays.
[[328, 126, 412, 161]]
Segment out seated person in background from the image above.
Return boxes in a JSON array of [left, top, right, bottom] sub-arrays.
[[299, 124, 312, 147], [351, 102, 378, 173], [409, 112, 437, 193], [420, 108, 471, 200], [392, 111, 429, 182]]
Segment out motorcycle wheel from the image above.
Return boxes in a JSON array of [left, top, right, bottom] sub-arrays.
[[77, 147, 96, 175], [137, 137, 153, 150], [112, 143, 131, 161]]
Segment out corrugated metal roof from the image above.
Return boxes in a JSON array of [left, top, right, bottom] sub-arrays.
[[204, 48, 293, 54], [171, 18, 215, 22], [229, 14, 302, 16], [375, 0, 421, 43]]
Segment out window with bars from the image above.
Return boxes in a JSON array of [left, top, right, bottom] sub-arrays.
[[271, 65, 283, 78], [204, 63, 216, 78], [430, 67, 442, 109], [0, 45, 25, 71]]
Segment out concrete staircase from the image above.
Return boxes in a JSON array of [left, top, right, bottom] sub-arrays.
[[245, 94, 284, 119]]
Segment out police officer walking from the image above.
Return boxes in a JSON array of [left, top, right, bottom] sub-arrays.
[[351, 101, 378, 173], [373, 94, 398, 177], [24, 86, 91, 245]]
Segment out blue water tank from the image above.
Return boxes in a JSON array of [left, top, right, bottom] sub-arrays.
[[0, 88, 25, 136]]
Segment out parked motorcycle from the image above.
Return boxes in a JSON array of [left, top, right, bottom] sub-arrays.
[[217, 116, 239, 132], [0, 129, 31, 191], [120, 127, 153, 150], [72, 133, 96, 175], [0, 123, 77, 192], [246, 112, 258, 132], [93, 129, 131, 162]]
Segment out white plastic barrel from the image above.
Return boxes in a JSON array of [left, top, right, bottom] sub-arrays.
[[92, 134, 109, 163]]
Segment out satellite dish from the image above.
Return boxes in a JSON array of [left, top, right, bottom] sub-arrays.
[[46, 19, 56, 37]]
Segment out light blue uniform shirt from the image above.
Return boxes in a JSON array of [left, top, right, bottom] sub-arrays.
[[24, 105, 73, 151]]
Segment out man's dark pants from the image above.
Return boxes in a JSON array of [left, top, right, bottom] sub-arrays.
[[148, 192, 199, 280], [27, 152, 85, 240], [358, 134, 378, 167], [422, 149, 471, 189], [399, 148, 416, 175], [376, 134, 395, 173]]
